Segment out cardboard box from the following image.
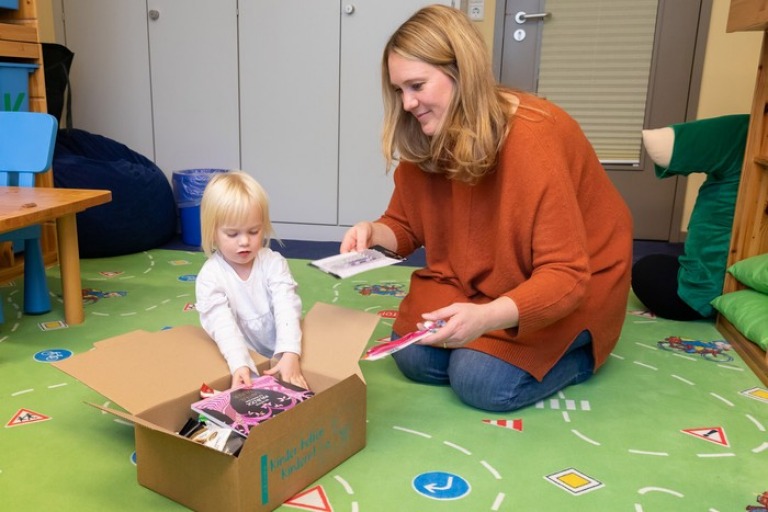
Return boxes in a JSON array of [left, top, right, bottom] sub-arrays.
[[54, 302, 379, 511]]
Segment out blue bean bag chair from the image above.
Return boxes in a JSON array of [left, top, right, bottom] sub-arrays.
[[53, 129, 177, 258]]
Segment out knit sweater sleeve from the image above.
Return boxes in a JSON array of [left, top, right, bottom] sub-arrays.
[[500, 163, 591, 334], [499, 115, 592, 333], [375, 165, 426, 257]]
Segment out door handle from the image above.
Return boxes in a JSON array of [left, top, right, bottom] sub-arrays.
[[513, 11, 550, 24]]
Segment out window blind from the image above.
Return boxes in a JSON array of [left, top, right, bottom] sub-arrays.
[[537, 0, 658, 164]]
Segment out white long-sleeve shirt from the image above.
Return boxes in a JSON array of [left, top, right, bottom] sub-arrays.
[[195, 248, 302, 374]]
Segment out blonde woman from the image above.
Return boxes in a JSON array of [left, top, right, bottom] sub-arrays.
[[341, 5, 632, 412], [196, 171, 306, 390]]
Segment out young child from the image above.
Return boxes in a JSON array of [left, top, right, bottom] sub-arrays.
[[195, 170, 307, 390]]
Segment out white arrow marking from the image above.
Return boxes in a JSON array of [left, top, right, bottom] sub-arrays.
[[425, 476, 454, 493]]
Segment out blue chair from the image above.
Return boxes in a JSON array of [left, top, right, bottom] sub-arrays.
[[0, 111, 59, 323]]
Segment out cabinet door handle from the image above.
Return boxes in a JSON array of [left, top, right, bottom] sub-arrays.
[[149, 9, 160, 21], [344, 4, 355, 15]]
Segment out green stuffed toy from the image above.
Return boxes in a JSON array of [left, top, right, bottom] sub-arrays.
[[632, 114, 749, 320]]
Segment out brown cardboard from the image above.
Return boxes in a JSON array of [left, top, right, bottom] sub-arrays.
[[53, 302, 379, 512]]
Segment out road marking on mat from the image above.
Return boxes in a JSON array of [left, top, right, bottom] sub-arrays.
[[638, 486, 683, 497], [413, 471, 471, 501], [5, 408, 51, 428], [545, 467, 603, 495], [284, 485, 333, 512], [682, 426, 729, 447]]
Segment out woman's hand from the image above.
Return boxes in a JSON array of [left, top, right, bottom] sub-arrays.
[[340, 221, 397, 254], [419, 297, 519, 349], [264, 352, 309, 390], [340, 222, 375, 253]]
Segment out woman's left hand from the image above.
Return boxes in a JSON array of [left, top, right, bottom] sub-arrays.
[[418, 303, 487, 349], [418, 297, 519, 349]]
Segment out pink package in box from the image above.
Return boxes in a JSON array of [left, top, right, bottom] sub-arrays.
[[191, 375, 314, 437]]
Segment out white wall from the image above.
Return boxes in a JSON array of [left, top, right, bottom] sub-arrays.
[[38, 0, 762, 236]]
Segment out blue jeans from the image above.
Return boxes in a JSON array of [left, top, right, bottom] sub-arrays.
[[391, 330, 594, 412]]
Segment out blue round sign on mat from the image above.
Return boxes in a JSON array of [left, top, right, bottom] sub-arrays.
[[33, 349, 73, 363], [413, 471, 471, 500]]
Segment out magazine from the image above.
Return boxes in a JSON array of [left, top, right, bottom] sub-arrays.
[[190, 375, 314, 438], [361, 321, 445, 361], [309, 245, 405, 279]]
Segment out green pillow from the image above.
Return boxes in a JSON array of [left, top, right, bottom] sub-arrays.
[[728, 253, 768, 294], [711, 290, 768, 350]]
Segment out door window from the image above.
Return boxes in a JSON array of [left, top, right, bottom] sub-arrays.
[[538, 0, 658, 164]]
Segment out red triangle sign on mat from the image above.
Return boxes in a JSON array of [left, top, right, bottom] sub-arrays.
[[283, 485, 333, 512], [681, 426, 729, 447], [483, 419, 523, 431], [6, 408, 51, 428]]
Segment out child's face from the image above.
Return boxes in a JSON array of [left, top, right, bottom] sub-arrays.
[[214, 207, 265, 276]]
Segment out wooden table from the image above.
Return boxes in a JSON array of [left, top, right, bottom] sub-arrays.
[[0, 186, 112, 325]]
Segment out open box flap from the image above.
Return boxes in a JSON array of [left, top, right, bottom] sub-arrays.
[[92, 329, 150, 348], [53, 304, 378, 414], [53, 325, 230, 415], [300, 302, 379, 385], [85, 402, 176, 436]]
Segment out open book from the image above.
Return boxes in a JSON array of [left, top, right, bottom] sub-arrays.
[[309, 245, 405, 279]]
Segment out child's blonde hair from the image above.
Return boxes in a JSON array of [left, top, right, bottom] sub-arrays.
[[199, 170, 274, 257]]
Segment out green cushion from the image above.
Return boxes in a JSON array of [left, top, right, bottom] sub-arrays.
[[711, 289, 768, 350], [728, 253, 768, 294]]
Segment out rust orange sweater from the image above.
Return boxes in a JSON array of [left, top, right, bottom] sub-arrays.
[[377, 94, 633, 381]]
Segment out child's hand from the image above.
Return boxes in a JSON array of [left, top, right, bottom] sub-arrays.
[[264, 352, 309, 390], [231, 366, 253, 388]]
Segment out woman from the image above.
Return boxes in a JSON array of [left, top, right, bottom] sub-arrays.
[[341, 5, 633, 412]]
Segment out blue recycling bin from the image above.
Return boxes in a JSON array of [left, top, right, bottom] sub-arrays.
[[172, 168, 229, 246]]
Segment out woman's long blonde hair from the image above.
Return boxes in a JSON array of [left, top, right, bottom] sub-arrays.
[[381, 4, 513, 184]]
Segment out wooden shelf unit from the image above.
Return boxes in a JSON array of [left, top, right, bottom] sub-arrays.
[[0, 0, 57, 283], [716, 0, 768, 386]]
